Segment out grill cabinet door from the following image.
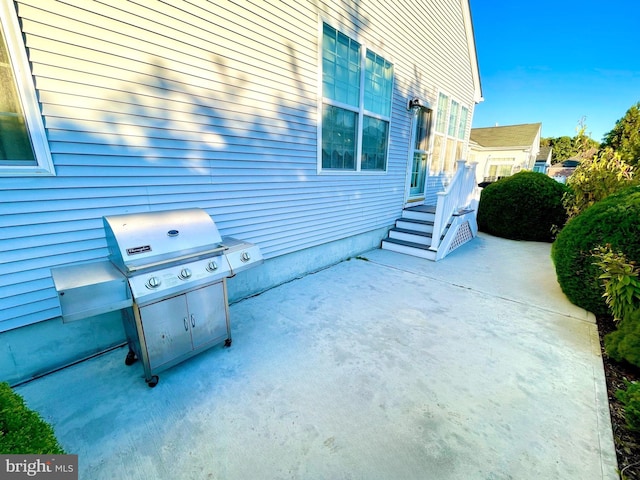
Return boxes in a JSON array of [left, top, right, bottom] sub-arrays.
[[140, 295, 192, 370], [186, 283, 229, 350]]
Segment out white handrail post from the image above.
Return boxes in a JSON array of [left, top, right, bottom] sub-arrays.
[[431, 191, 446, 250], [430, 160, 467, 250], [453, 160, 467, 207], [465, 161, 480, 212]]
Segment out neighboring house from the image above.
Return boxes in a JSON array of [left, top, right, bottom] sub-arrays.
[[547, 147, 597, 183], [0, 0, 482, 385], [468, 123, 542, 184], [548, 159, 581, 184], [533, 145, 553, 174]]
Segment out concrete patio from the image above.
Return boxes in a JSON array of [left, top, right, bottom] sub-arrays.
[[16, 233, 617, 479]]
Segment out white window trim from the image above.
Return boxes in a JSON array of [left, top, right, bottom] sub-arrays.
[[436, 91, 472, 142], [432, 90, 471, 173], [317, 20, 393, 175], [484, 158, 516, 179], [0, 1, 54, 176]]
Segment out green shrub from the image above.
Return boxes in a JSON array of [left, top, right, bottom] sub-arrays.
[[477, 171, 569, 242], [616, 380, 640, 431], [563, 147, 637, 220], [605, 309, 640, 369], [592, 245, 640, 322], [0, 382, 65, 454], [551, 185, 640, 316]]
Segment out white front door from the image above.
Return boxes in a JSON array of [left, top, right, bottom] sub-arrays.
[[408, 107, 433, 199]]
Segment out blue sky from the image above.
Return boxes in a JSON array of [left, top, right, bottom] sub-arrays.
[[469, 0, 640, 142]]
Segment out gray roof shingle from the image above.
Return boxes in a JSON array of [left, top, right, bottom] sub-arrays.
[[470, 123, 541, 148], [536, 145, 552, 161]]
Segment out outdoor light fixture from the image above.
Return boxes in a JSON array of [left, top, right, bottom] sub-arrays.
[[407, 97, 424, 111]]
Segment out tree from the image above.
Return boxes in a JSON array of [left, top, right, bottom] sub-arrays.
[[602, 102, 640, 166], [542, 119, 600, 163], [573, 118, 600, 158], [562, 147, 637, 219], [549, 136, 574, 163]]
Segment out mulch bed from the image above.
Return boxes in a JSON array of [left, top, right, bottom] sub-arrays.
[[596, 314, 640, 479]]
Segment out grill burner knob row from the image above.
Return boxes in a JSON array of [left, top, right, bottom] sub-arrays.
[[179, 268, 192, 280], [206, 260, 218, 272], [146, 276, 161, 289]]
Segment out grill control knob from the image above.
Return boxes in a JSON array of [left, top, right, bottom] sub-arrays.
[[241, 252, 251, 263], [206, 260, 218, 272], [146, 276, 161, 289], [179, 268, 192, 280]]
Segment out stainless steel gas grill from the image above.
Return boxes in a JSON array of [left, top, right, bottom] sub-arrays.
[[52, 208, 262, 387], [103, 209, 231, 307], [103, 208, 262, 387]]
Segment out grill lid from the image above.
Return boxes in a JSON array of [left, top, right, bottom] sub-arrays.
[[104, 208, 224, 275]]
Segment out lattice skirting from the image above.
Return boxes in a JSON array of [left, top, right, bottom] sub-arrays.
[[448, 221, 474, 252]]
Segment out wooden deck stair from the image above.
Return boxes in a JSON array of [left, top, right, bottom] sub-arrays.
[[382, 161, 480, 261], [381, 205, 440, 261]]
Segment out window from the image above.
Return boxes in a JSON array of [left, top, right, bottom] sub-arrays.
[[447, 100, 459, 137], [0, 3, 54, 176], [484, 159, 515, 182], [457, 106, 468, 140], [533, 162, 547, 173], [435, 93, 447, 134], [431, 93, 470, 174], [320, 23, 393, 172]]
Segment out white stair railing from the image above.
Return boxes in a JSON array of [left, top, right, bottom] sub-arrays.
[[430, 160, 479, 251]]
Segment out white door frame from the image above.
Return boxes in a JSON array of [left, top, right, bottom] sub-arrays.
[[404, 106, 433, 206]]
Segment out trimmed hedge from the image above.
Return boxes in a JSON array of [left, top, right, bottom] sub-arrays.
[[605, 309, 640, 368], [551, 185, 640, 316], [0, 382, 65, 454], [477, 171, 569, 242], [616, 380, 640, 431]]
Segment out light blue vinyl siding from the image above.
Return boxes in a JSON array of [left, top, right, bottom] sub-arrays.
[[0, 0, 478, 331]]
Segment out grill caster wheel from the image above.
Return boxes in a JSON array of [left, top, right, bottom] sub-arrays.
[[147, 376, 159, 388], [224, 338, 232, 348], [125, 351, 137, 366]]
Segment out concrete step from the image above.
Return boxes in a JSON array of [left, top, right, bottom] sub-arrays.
[[395, 217, 434, 234], [388, 227, 432, 245], [381, 238, 437, 260]]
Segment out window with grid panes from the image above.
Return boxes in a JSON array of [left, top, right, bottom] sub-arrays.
[[431, 93, 470, 174], [321, 24, 393, 172]]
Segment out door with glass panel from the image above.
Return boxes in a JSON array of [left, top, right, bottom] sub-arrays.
[[409, 107, 433, 198]]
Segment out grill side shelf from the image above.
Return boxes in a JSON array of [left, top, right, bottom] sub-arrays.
[[51, 261, 133, 323]]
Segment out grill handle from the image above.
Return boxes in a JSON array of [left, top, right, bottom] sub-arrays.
[[126, 245, 228, 273]]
